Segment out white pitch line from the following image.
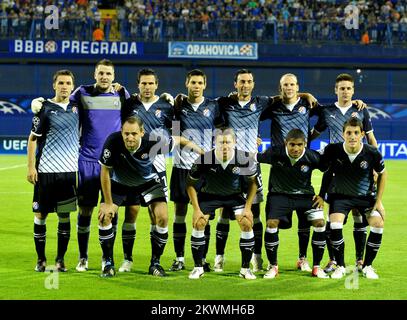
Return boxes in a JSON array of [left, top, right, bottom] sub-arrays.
[[0, 164, 26, 171]]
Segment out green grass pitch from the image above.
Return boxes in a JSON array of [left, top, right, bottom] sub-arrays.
[[0, 155, 406, 300]]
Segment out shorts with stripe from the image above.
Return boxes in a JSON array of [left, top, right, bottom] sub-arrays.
[[265, 193, 324, 229], [242, 163, 264, 204], [102, 178, 167, 207], [198, 192, 246, 220], [32, 172, 77, 214]]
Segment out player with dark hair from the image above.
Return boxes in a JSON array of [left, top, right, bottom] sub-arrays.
[[31, 59, 131, 272], [257, 128, 329, 278], [117, 68, 174, 273], [186, 127, 258, 280], [311, 73, 378, 273], [27, 69, 79, 272], [98, 116, 203, 277], [321, 118, 386, 280], [169, 69, 223, 272]]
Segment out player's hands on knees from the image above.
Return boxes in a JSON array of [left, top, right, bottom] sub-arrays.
[[192, 208, 205, 228], [239, 208, 254, 226], [31, 97, 45, 114], [353, 99, 367, 110], [372, 200, 385, 221], [312, 195, 324, 210], [27, 167, 38, 184], [98, 203, 115, 223]]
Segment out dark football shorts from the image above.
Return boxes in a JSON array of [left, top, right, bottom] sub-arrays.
[[265, 193, 324, 229], [32, 172, 77, 214]]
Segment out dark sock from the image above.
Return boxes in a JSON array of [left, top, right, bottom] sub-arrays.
[[311, 228, 326, 266], [325, 221, 335, 261], [240, 233, 255, 268], [122, 223, 136, 261], [191, 230, 205, 267], [173, 221, 186, 258], [203, 223, 210, 260], [151, 227, 168, 265], [99, 225, 114, 265], [77, 214, 91, 260], [252, 205, 263, 255], [353, 222, 367, 261], [364, 229, 383, 266], [264, 228, 279, 266], [215, 220, 229, 255], [297, 226, 310, 259], [56, 219, 71, 261], [330, 228, 345, 267], [34, 220, 46, 261]]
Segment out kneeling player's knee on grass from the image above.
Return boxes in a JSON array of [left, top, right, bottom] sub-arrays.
[[312, 219, 325, 228]]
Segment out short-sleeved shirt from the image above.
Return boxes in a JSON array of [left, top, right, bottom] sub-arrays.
[[188, 149, 257, 196], [99, 132, 173, 187], [260, 98, 314, 147], [321, 143, 385, 197], [218, 96, 273, 152], [257, 145, 327, 195], [121, 95, 174, 172], [71, 85, 130, 162], [314, 103, 373, 143], [173, 97, 222, 169], [31, 99, 79, 173]]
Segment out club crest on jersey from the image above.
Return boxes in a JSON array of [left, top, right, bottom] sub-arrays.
[[298, 106, 306, 114], [203, 108, 211, 117], [360, 160, 368, 169], [155, 109, 162, 118], [232, 167, 240, 174], [32, 116, 40, 129], [351, 112, 359, 118], [141, 153, 149, 159], [249, 103, 256, 112], [103, 149, 111, 161], [32, 202, 39, 211], [301, 165, 310, 173], [72, 106, 78, 114]]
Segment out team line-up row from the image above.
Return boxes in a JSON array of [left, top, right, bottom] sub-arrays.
[[27, 60, 385, 280]]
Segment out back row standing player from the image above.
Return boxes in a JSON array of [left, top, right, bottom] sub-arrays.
[[118, 68, 174, 272], [27, 70, 79, 272], [32, 59, 130, 271]]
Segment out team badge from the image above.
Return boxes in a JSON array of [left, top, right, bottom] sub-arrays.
[[298, 106, 306, 114], [32, 202, 39, 210], [103, 149, 111, 162], [360, 160, 368, 169], [155, 109, 162, 118], [249, 103, 256, 112], [32, 116, 40, 130], [203, 108, 211, 117], [300, 165, 309, 173], [351, 112, 359, 118], [232, 167, 241, 174], [141, 153, 148, 159], [72, 106, 78, 114]]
